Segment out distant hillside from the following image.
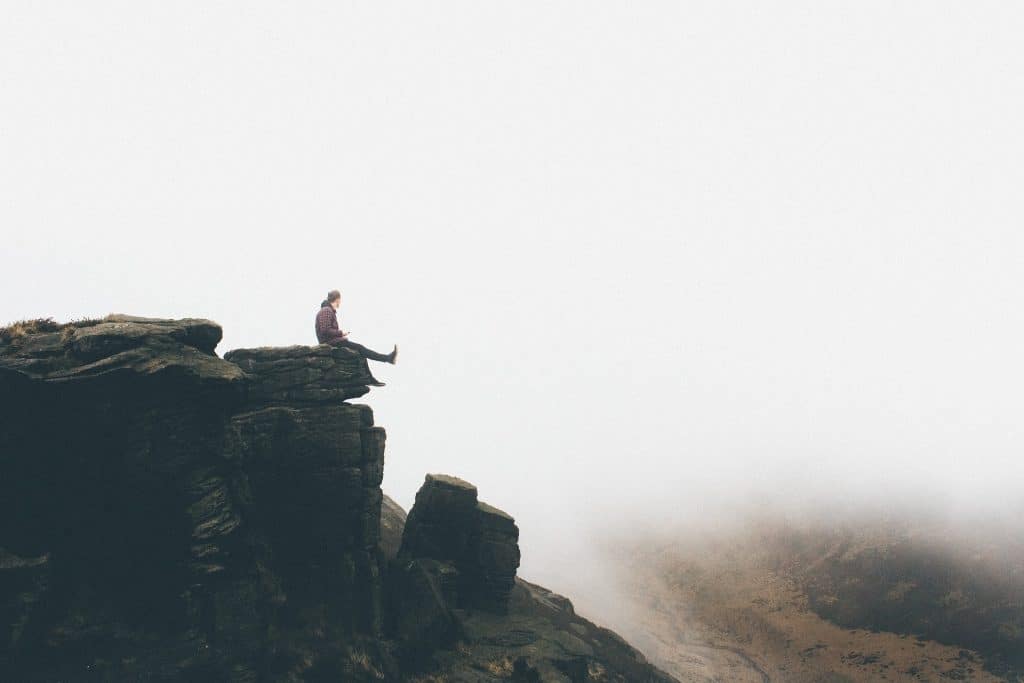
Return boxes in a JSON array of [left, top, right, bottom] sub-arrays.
[[773, 520, 1024, 680], [606, 516, 1024, 683]]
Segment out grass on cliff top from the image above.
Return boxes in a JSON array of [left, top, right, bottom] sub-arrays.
[[0, 316, 110, 343]]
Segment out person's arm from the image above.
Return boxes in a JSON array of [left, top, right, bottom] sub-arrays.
[[332, 309, 349, 339], [330, 313, 347, 340]]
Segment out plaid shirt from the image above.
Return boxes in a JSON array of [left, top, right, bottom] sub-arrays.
[[315, 303, 344, 344]]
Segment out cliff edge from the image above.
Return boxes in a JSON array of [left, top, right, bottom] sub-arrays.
[[0, 316, 674, 683]]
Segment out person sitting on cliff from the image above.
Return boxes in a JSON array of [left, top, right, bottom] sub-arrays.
[[315, 290, 398, 364]]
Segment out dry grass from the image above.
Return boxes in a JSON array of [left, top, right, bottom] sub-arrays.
[[348, 650, 385, 680], [0, 317, 62, 342], [587, 660, 609, 681], [483, 656, 514, 676], [0, 316, 109, 343]]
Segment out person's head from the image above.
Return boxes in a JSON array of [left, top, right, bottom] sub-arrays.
[[327, 290, 342, 310]]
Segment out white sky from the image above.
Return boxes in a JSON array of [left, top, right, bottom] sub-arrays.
[[2, 2, 1023, 590]]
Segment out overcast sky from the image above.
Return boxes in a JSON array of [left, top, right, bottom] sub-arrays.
[[2, 2, 1023, 589]]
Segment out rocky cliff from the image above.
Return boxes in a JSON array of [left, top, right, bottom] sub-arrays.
[[0, 315, 675, 683]]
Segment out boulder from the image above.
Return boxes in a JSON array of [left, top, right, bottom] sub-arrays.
[[397, 474, 521, 615], [398, 474, 481, 563]]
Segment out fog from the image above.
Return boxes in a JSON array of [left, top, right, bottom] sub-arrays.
[[2, 2, 1023, 608]]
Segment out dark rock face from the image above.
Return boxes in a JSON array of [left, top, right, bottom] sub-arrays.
[[388, 558, 461, 661], [0, 317, 392, 681], [221, 401, 386, 634], [1, 315, 677, 683], [397, 474, 521, 615]]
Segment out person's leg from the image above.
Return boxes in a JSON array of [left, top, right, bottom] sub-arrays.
[[336, 338, 394, 363]]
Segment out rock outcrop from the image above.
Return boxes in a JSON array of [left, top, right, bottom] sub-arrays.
[[382, 489, 678, 683], [224, 344, 379, 405], [397, 474, 521, 615], [0, 316, 391, 681], [387, 474, 521, 665], [0, 315, 676, 683]]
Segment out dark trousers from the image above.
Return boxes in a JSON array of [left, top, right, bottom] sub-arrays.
[[332, 338, 392, 362]]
